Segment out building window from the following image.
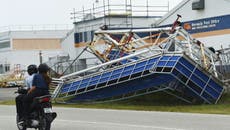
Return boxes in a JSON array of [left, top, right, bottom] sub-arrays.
[[75, 31, 94, 43], [0, 64, 3, 74], [79, 33, 83, 42], [91, 31, 94, 41], [5, 64, 10, 72], [83, 32, 87, 42], [0, 64, 10, 73], [74, 33, 80, 43], [0, 41, 10, 49]]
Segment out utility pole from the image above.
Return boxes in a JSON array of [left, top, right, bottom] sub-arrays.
[[39, 50, 42, 64]]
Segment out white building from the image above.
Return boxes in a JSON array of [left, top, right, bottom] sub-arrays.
[[156, 0, 230, 50], [60, 1, 169, 74], [59, 0, 230, 74], [0, 25, 71, 74], [1, 0, 227, 75]]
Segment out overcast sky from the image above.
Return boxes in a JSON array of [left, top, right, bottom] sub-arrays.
[[0, 0, 182, 27]]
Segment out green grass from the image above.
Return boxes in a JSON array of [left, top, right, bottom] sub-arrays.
[[54, 102, 230, 114], [53, 92, 230, 115], [2, 92, 230, 115], [0, 100, 15, 105]]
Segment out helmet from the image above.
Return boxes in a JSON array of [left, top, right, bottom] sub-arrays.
[[27, 64, 38, 75], [38, 63, 50, 73]]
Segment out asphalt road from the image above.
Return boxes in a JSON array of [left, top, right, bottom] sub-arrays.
[[0, 88, 17, 101], [0, 105, 230, 130], [0, 88, 230, 130]]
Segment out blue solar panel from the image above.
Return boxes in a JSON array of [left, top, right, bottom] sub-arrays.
[[91, 75, 101, 80], [179, 58, 195, 72], [59, 55, 223, 104], [133, 66, 145, 73], [205, 87, 219, 99], [62, 83, 71, 89], [110, 74, 121, 80], [161, 56, 171, 60], [135, 61, 147, 68], [72, 81, 80, 86], [170, 56, 180, 60], [175, 63, 191, 77], [61, 88, 69, 93], [79, 83, 88, 89], [112, 68, 123, 75], [99, 77, 110, 83], [165, 61, 176, 67], [147, 57, 159, 64], [145, 64, 154, 70], [121, 70, 132, 77], [157, 61, 167, 67], [201, 92, 214, 102], [190, 75, 206, 88], [194, 69, 209, 82], [101, 72, 111, 78], [124, 65, 135, 71], [82, 78, 90, 84], [69, 86, 77, 91], [89, 80, 98, 86], [208, 80, 223, 93]]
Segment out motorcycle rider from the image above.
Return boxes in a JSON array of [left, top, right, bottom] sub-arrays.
[[16, 64, 38, 121], [22, 63, 51, 123]]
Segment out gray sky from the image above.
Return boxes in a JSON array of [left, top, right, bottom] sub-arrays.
[[0, 0, 182, 27]]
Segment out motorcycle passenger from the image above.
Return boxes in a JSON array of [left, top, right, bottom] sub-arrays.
[[16, 64, 38, 121], [22, 63, 51, 122]]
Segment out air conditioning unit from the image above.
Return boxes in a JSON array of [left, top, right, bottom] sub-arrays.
[[192, 0, 205, 10]]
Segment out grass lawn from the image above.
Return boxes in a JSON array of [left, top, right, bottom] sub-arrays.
[[54, 92, 230, 115], [1, 92, 230, 115]]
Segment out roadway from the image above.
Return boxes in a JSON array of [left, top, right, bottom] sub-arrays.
[[0, 88, 17, 101], [0, 88, 230, 130], [0, 105, 230, 130]]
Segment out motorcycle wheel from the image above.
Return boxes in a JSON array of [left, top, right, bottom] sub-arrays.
[[38, 117, 45, 130], [16, 114, 26, 130], [46, 122, 51, 130], [38, 117, 46, 130], [38, 117, 50, 130]]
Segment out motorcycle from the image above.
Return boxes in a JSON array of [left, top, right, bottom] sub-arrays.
[[16, 87, 57, 130]]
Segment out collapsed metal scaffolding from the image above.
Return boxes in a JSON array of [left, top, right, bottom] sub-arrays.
[[88, 27, 220, 78], [52, 26, 225, 104]]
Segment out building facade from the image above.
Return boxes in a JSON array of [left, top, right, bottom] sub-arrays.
[[59, 1, 169, 74], [156, 0, 230, 50], [0, 25, 71, 74]]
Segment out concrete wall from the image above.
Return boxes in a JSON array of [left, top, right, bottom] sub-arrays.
[[12, 39, 61, 50], [0, 30, 70, 73], [10, 30, 70, 39], [0, 49, 62, 72]]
